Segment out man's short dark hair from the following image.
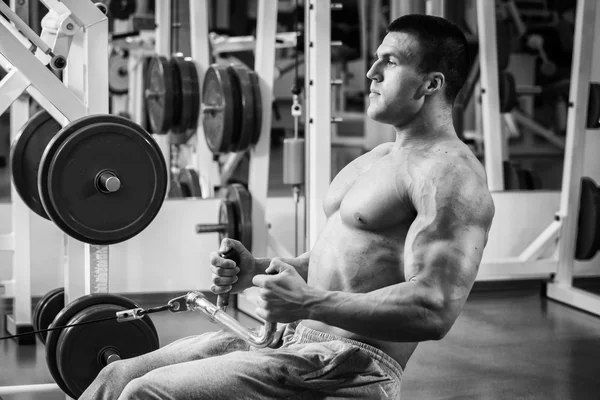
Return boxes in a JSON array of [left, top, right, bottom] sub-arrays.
[[387, 14, 469, 105]]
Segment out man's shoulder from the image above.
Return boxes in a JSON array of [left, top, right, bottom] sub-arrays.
[[420, 141, 486, 186], [414, 146, 495, 226]]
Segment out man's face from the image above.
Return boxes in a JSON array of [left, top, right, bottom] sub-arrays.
[[366, 32, 427, 126]]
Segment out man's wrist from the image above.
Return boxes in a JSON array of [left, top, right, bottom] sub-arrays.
[[303, 287, 333, 320]]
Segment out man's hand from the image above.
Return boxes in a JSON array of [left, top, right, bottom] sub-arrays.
[[252, 258, 318, 323], [209, 239, 257, 296]]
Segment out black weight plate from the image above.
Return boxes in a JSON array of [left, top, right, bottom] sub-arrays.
[[145, 55, 174, 134], [218, 200, 238, 245], [229, 65, 255, 152], [38, 115, 168, 245], [226, 66, 242, 153], [224, 183, 252, 251], [32, 287, 63, 334], [202, 65, 236, 154], [46, 293, 159, 398], [171, 56, 194, 135], [178, 167, 202, 198], [248, 70, 263, 145], [57, 303, 159, 398], [108, 52, 129, 95], [187, 59, 201, 131], [169, 56, 183, 131], [35, 287, 64, 344], [10, 110, 61, 220]]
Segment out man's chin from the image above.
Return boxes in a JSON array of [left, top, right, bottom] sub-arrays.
[[367, 108, 387, 124]]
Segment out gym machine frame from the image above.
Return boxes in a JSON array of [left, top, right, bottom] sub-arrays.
[[544, 0, 600, 316], [0, 0, 33, 345], [0, 0, 111, 396], [476, 0, 600, 298]]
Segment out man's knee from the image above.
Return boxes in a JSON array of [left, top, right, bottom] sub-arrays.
[[119, 376, 164, 400], [94, 360, 128, 386]]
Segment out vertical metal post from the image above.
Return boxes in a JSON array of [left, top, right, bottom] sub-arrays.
[[555, 0, 596, 284], [8, 99, 32, 333], [248, 0, 277, 257], [305, 0, 332, 249], [426, 0, 445, 17], [6, 0, 33, 339], [154, 0, 171, 190], [390, 0, 411, 18], [189, 0, 219, 198], [59, 0, 110, 304], [476, 0, 505, 191]]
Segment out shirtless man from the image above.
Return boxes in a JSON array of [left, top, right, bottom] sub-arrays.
[[81, 14, 494, 400]]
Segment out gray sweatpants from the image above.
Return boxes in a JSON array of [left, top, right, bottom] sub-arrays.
[[80, 321, 402, 399]]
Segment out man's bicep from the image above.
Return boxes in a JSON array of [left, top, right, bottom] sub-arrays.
[[403, 175, 494, 310], [404, 216, 486, 287]]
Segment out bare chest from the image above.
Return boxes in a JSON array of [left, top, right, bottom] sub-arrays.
[[323, 153, 415, 231]]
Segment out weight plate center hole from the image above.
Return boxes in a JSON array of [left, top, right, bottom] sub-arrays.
[[95, 170, 121, 193]]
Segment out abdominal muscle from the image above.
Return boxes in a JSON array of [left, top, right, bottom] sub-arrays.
[[300, 212, 418, 370]]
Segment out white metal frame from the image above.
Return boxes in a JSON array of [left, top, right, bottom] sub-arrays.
[[545, 0, 600, 316], [305, 0, 332, 249], [476, 0, 600, 304], [0, 0, 109, 396], [477, 0, 505, 191], [0, 0, 33, 347]]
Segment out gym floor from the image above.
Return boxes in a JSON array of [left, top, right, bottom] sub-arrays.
[[1, 282, 600, 400]]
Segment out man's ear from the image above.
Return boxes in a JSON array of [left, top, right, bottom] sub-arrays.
[[416, 72, 445, 98]]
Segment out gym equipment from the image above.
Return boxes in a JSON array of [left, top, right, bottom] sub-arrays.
[[195, 184, 252, 251], [168, 290, 277, 348], [145, 55, 175, 134], [32, 287, 64, 344], [145, 55, 201, 135], [171, 56, 201, 134], [177, 167, 202, 198], [202, 64, 262, 154], [11, 113, 168, 245], [248, 68, 263, 146], [10, 110, 62, 219], [586, 84, 600, 129], [503, 161, 536, 191], [524, 34, 557, 77], [229, 64, 256, 152], [202, 65, 236, 153], [169, 167, 202, 198], [497, 71, 600, 128], [108, 51, 129, 95], [575, 177, 600, 260], [453, 58, 480, 141], [107, 0, 137, 20], [496, 19, 512, 71], [46, 293, 159, 399]]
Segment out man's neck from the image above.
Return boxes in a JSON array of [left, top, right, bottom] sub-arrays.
[[392, 108, 455, 148]]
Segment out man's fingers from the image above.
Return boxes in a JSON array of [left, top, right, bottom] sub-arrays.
[[209, 265, 240, 277], [209, 252, 238, 269], [210, 284, 232, 295], [219, 238, 244, 254], [212, 275, 239, 286]]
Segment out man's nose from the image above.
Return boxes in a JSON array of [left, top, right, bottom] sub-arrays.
[[366, 62, 381, 82]]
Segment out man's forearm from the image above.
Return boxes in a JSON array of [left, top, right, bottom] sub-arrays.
[[255, 251, 310, 282], [306, 281, 448, 342]]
